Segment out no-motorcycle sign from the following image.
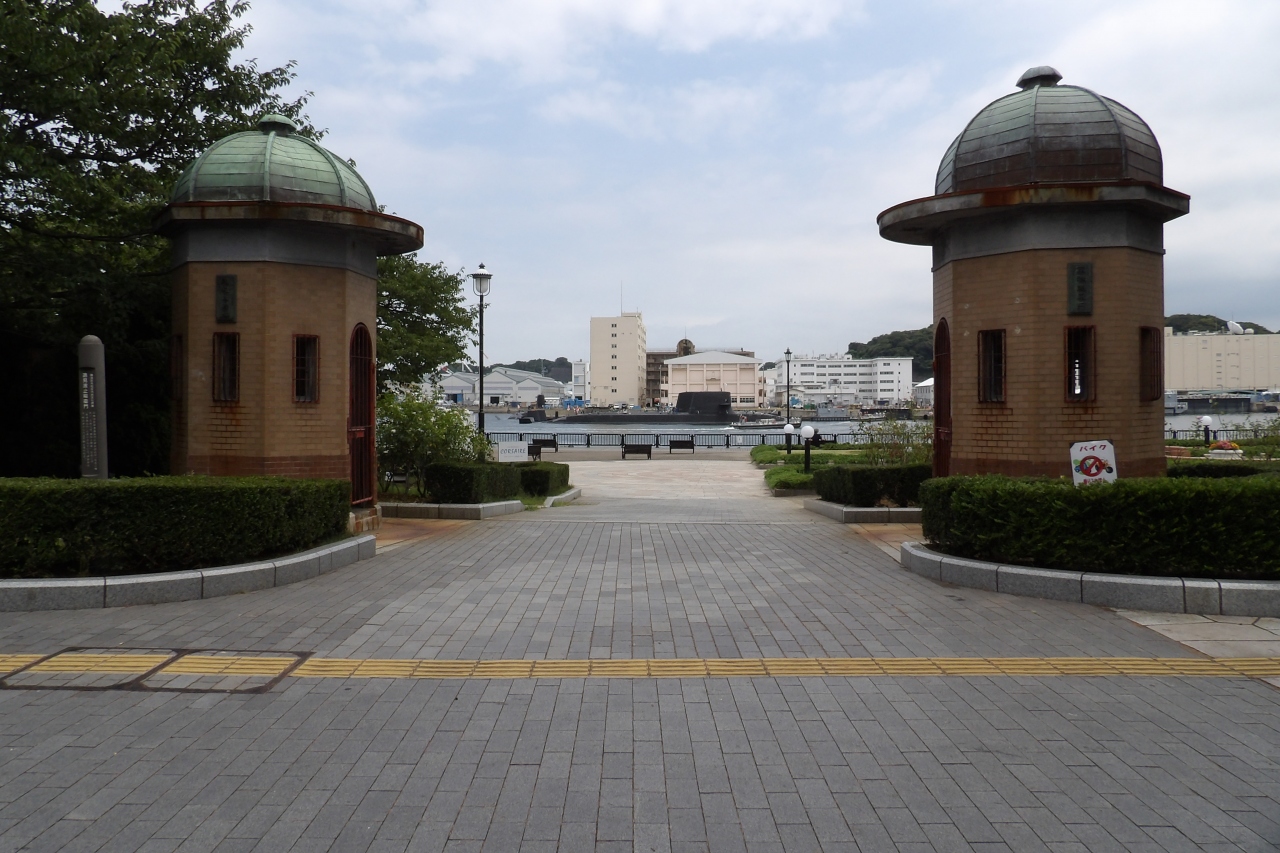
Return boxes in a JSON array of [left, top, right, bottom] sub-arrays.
[[1070, 440, 1117, 486]]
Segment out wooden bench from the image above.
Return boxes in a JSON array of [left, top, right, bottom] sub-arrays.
[[532, 437, 558, 453], [622, 443, 652, 459], [668, 438, 695, 454], [527, 444, 542, 461]]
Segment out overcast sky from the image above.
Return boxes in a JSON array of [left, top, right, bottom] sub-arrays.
[[230, 0, 1280, 363]]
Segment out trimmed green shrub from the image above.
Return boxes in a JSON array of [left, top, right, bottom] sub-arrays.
[[0, 477, 350, 579], [513, 461, 571, 496], [765, 467, 813, 491], [420, 462, 520, 504], [1167, 461, 1264, 478], [921, 475, 1280, 579], [813, 464, 932, 507]]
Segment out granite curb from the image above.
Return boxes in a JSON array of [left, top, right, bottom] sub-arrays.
[[380, 500, 526, 520], [545, 488, 582, 508], [0, 534, 375, 613], [804, 499, 922, 524], [900, 541, 1280, 617]]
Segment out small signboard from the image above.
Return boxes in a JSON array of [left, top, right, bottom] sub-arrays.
[[497, 441, 527, 463], [1070, 440, 1117, 486]]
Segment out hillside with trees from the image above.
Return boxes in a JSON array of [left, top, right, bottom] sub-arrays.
[[1165, 314, 1271, 334], [848, 327, 934, 381]]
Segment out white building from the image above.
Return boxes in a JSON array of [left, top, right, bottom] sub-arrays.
[[1164, 327, 1280, 392], [572, 360, 589, 402], [482, 367, 570, 406], [913, 377, 934, 407], [589, 312, 647, 406], [765, 354, 913, 406], [662, 351, 764, 409], [437, 370, 477, 404]]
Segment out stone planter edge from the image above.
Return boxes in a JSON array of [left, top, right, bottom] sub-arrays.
[[0, 534, 376, 613], [899, 542, 1280, 618]]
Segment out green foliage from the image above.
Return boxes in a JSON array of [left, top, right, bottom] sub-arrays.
[[1165, 314, 1271, 334], [848, 326, 934, 381], [1167, 461, 1280, 478], [377, 392, 489, 499], [920, 475, 1280, 579], [750, 443, 864, 466], [860, 420, 933, 466], [377, 254, 475, 392], [419, 463, 519, 504], [765, 467, 813, 490], [512, 461, 571, 496], [813, 464, 931, 507], [0, 476, 348, 579], [0, 0, 311, 477]]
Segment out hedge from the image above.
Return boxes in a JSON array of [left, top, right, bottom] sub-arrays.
[[920, 475, 1280, 579], [512, 461, 571, 496], [1167, 461, 1268, 478], [812, 464, 931, 507], [420, 462, 520, 504], [0, 476, 350, 579], [765, 467, 813, 491]]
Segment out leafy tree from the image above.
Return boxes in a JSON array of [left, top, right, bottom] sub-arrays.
[[848, 326, 934, 381], [376, 391, 489, 499], [0, 0, 310, 476], [377, 254, 475, 393]]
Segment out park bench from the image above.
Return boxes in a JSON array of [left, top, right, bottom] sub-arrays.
[[622, 443, 652, 460], [532, 437, 558, 453], [527, 444, 542, 461], [668, 438, 695, 454]]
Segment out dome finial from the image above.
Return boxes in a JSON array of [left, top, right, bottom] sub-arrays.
[[257, 113, 298, 135], [1017, 66, 1062, 89]]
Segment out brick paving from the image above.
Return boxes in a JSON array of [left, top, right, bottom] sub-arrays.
[[1, 459, 1278, 851]]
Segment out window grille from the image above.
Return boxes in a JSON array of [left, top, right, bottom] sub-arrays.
[[294, 335, 319, 402], [1065, 326, 1095, 402], [1139, 326, 1162, 402], [978, 330, 1005, 402], [213, 333, 239, 402]]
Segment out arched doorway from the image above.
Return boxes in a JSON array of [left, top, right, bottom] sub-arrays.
[[348, 324, 375, 505], [933, 319, 951, 478]]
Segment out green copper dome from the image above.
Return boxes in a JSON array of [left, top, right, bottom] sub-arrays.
[[171, 115, 377, 211]]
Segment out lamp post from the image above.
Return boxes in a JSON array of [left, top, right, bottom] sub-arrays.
[[784, 348, 792, 425], [784, 423, 794, 456], [800, 424, 815, 473], [1197, 414, 1212, 446], [470, 264, 493, 439]]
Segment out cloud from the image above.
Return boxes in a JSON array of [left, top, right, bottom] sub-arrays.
[[822, 63, 939, 131], [538, 79, 776, 141], [260, 0, 862, 84]]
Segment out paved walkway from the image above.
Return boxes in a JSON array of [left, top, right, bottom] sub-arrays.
[[1, 459, 1278, 852]]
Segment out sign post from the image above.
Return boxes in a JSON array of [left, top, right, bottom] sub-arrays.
[[78, 335, 109, 479], [497, 441, 526, 463], [1070, 440, 1117, 486]]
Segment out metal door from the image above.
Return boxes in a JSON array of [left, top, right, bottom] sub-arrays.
[[933, 319, 952, 478], [348, 324, 375, 505]]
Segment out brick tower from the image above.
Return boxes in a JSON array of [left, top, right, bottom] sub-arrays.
[[156, 115, 423, 505], [878, 67, 1189, 478]]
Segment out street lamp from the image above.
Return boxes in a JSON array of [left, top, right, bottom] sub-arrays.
[[784, 348, 792, 427], [783, 423, 794, 456], [1197, 414, 1212, 446], [800, 424, 815, 473], [470, 264, 493, 439]]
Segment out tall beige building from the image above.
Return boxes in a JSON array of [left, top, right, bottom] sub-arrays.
[[1165, 329, 1280, 392], [589, 312, 647, 406]]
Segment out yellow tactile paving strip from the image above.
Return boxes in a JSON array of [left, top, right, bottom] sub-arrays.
[[3, 653, 1279, 682]]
